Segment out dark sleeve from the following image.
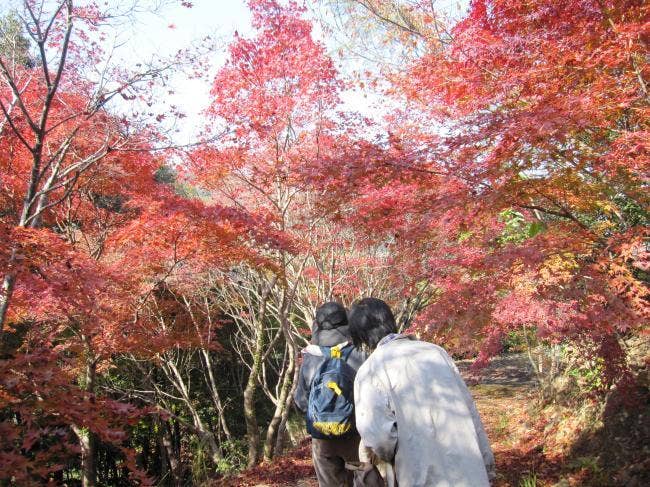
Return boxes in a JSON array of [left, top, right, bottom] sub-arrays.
[[293, 355, 318, 413]]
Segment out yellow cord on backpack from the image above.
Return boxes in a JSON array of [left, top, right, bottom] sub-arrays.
[[327, 381, 343, 396], [330, 345, 342, 359]]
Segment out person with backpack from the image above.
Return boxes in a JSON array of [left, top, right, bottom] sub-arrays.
[[348, 298, 496, 487], [293, 302, 368, 487]]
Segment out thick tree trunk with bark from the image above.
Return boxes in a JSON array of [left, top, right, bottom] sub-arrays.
[[78, 428, 97, 487]]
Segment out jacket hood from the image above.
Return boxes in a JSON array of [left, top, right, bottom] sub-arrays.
[[311, 325, 351, 346]]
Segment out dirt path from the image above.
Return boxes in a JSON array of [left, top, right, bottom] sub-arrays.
[[227, 354, 552, 487], [458, 355, 562, 486]]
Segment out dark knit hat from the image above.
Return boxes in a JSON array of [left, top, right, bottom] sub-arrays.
[[314, 302, 348, 330]]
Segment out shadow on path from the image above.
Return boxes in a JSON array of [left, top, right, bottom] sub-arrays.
[[458, 353, 537, 387]]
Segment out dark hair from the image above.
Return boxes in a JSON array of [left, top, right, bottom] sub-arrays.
[[314, 302, 348, 330], [348, 298, 397, 349]]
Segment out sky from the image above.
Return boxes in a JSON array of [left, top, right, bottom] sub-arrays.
[[116, 1, 253, 143], [112, 0, 392, 143], [122, 1, 252, 58], [0, 0, 436, 142], [0, 0, 254, 141]]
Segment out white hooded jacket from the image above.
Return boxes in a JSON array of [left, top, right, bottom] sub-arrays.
[[354, 335, 495, 487]]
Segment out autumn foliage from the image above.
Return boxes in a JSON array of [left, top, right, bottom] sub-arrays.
[[313, 0, 648, 360], [0, 0, 648, 484]]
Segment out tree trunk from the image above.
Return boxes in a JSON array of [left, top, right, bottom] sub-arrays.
[[139, 432, 150, 471], [203, 430, 223, 466], [72, 354, 97, 487], [82, 361, 97, 487], [156, 422, 169, 483], [0, 153, 41, 336], [275, 348, 301, 456], [0, 269, 16, 338], [161, 420, 181, 486], [243, 335, 263, 467], [200, 348, 232, 440], [263, 341, 295, 462], [78, 428, 97, 487], [243, 276, 277, 467], [183, 295, 233, 443], [163, 358, 223, 464]]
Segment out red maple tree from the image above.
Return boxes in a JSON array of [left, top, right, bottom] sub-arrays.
[[312, 0, 648, 369]]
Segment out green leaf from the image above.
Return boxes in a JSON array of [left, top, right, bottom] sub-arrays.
[[527, 221, 544, 238]]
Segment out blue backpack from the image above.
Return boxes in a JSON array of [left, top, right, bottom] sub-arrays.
[[306, 343, 356, 439]]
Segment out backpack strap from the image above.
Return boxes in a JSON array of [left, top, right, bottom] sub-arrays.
[[341, 343, 355, 361], [323, 341, 351, 359], [318, 345, 332, 359]]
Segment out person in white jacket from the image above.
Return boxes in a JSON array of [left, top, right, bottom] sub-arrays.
[[349, 298, 496, 487]]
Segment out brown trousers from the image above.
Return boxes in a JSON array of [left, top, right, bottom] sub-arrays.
[[311, 434, 360, 487]]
